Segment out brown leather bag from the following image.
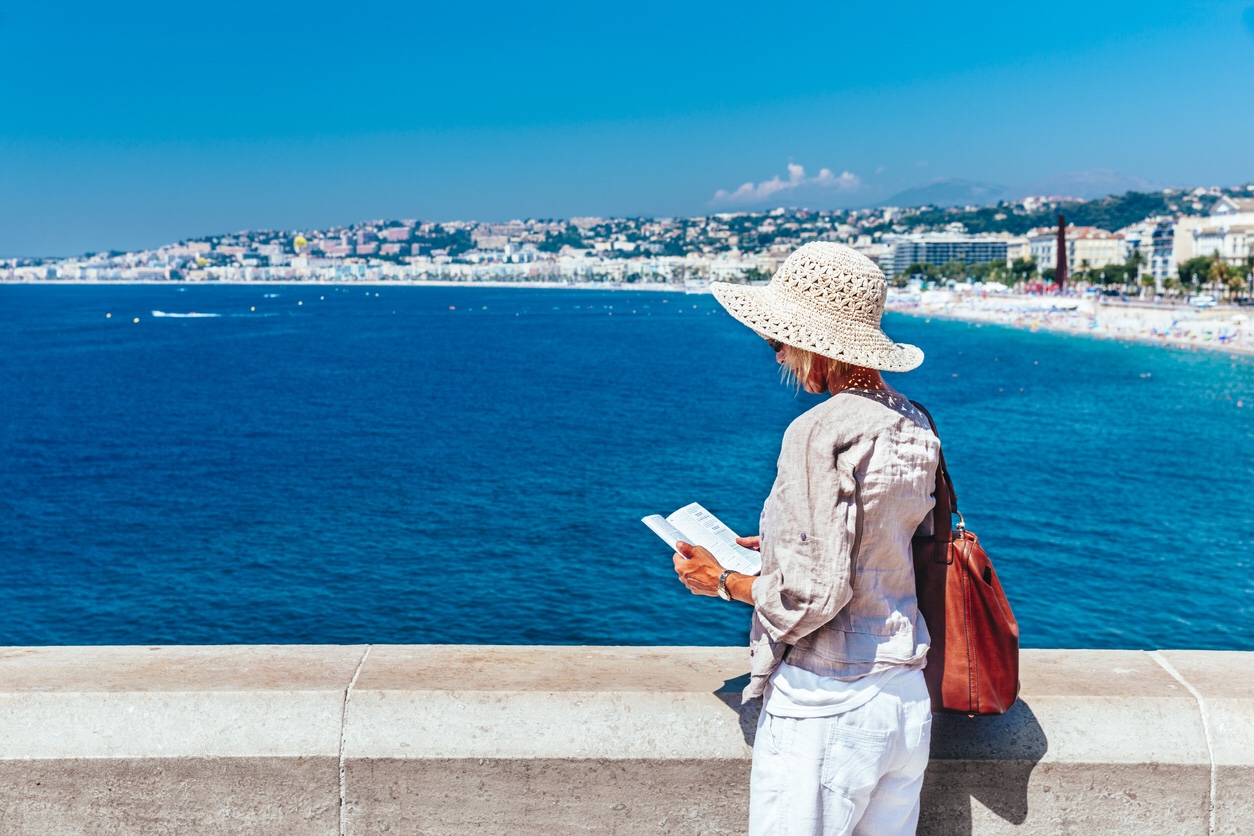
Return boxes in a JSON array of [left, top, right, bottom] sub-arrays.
[[911, 401, 1020, 716]]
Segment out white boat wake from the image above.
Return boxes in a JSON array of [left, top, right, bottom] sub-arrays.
[[151, 311, 221, 318]]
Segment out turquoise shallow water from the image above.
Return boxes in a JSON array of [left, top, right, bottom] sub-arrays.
[[1, 284, 1251, 649]]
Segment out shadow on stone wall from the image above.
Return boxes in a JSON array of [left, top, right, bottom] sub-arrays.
[[919, 700, 1048, 834], [716, 675, 1048, 833], [715, 673, 760, 747]]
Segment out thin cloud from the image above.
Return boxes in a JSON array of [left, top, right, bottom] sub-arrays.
[[711, 163, 861, 206]]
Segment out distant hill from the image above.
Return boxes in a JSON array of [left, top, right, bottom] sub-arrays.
[[881, 179, 1007, 208], [1013, 169, 1160, 201], [867, 190, 1176, 236], [878, 170, 1165, 210]]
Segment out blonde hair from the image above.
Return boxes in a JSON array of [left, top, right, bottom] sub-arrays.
[[779, 344, 854, 393]]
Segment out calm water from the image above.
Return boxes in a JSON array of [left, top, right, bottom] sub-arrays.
[[2, 284, 1251, 649]]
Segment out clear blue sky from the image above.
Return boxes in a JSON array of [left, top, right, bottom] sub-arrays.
[[3, 0, 1253, 256]]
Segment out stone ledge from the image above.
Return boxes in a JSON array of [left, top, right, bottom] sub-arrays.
[[0, 645, 365, 760], [1154, 650, 1254, 836], [0, 645, 1247, 835]]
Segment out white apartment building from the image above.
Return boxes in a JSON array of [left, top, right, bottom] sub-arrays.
[[883, 233, 1010, 277], [1150, 221, 1175, 289], [1173, 196, 1254, 265], [1192, 223, 1252, 264], [848, 240, 894, 275], [1117, 219, 1154, 260], [1027, 230, 1055, 268], [1004, 236, 1031, 264], [1028, 226, 1123, 273], [1116, 218, 1175, 289]]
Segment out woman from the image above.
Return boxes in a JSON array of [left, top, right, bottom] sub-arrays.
[[672, 242, 940, 836]]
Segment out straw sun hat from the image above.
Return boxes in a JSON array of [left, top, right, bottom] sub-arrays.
[[710, 241, 923, 373]]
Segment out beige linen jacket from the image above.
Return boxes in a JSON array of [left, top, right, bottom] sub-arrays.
[[745, 388, 941, 702]]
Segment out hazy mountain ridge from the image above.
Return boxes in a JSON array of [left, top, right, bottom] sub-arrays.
[[880, 170, 1165, 210], [879, 179, 1008, 209]]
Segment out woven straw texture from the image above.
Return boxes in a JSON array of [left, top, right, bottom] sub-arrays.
[[710, 241, 923, 372]]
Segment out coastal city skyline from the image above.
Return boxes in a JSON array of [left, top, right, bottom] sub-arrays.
[[7, 183, 1253, 301], [3, 1, 1253, 256]]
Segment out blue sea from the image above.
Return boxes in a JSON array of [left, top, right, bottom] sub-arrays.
[[2, 284, 1251, 650]]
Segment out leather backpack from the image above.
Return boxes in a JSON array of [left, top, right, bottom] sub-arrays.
[[911, 402, 1020, 716]]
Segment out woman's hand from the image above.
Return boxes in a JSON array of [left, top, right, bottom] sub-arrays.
[[672, 541, 724, 596]]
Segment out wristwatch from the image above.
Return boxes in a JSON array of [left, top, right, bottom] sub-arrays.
[[717, 569, 735, 601]]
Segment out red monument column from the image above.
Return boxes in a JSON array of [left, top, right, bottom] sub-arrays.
[[1056, 214, 1068, 294]]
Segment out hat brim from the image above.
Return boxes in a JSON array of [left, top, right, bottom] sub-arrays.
[[710, 282, 923, 373]]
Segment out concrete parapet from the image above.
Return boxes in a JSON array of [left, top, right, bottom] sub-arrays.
[[0, 645, 1247, 834], [1153, 650, 1254, 836]]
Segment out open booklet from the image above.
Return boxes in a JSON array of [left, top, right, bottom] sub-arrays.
[[641, 502, 762, 576]]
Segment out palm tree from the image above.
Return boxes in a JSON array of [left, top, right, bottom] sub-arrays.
[[1207, 254, 1232, 299], [1125, 249, 1146, 296]]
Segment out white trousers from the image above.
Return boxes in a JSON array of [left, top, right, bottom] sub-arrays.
[[748, 669, 932, 836]]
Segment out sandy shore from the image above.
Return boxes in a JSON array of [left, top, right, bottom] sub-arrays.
[[886, 292, 1254, 359]]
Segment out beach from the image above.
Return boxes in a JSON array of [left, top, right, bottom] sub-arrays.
[[886, 289, 1254, 358]]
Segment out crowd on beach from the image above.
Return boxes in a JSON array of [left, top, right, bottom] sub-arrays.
[[885, 287, 1254, 357]]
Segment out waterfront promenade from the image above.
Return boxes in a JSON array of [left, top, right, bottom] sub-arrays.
[[2, 645, 1249, 834]]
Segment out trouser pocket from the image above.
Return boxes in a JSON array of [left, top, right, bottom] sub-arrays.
[[761, 711, 795, 756], [820, 720, 894, 799]]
